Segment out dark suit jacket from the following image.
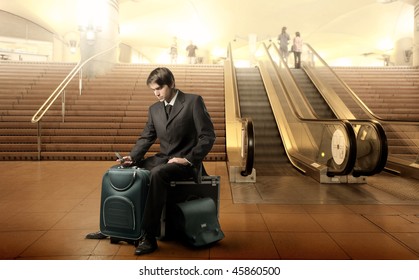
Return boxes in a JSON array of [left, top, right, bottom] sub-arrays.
[[130, 90, 216, 168]]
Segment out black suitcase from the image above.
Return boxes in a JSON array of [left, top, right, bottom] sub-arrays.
[[99, 165, 150, 243], [160, 175, 220, 239], [174, 197, 225, 247]]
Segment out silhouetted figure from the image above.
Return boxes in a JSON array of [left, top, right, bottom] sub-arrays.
[[186, 41, 198, 64], [170, 37, 178, 64], [278, 26, 290, 63], [293, 32, 303, 68]]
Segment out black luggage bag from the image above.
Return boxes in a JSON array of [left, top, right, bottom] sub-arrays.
[[161, 175, 220, 239], [174, 196, 224, 247], [99, 165, 150, 244]]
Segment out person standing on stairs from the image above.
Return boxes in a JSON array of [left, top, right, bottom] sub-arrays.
[[170, 36, 178, 64], [186, 41, 198, 64], [278, 26, 290, 63], [292, 31, 303, 68]]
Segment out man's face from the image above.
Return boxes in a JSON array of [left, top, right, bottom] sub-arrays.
[[149, 82, 174, 102]]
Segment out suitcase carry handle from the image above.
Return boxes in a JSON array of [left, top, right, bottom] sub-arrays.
[[108, 169, 137, 191]]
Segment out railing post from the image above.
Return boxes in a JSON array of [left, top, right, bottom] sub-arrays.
[[37, 121, 42, 160], [79, 68, 83, 95], [61, 89, 65, 122]]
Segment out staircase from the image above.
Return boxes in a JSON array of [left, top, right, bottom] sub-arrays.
[[0, 62, 226, 161], [333, 66, 419, 120], [333, 66, 419, 163]]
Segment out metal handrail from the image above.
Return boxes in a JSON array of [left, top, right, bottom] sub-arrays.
[[31, 44, 118, 124], [225, 43, 255, 178], [241, 118, 254, 176], [30, 44, 118, 160], [227, 44, 241, 119]]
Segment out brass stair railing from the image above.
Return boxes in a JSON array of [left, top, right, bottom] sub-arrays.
[[31, 44, 118, 160]]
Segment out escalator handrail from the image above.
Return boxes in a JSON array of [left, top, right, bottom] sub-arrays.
[[269, 43, 336, 120], [227, 44, 241, 119], [352, 119, 388, 177], [240, 118, 255, 176], [226, 43, 255, 176]]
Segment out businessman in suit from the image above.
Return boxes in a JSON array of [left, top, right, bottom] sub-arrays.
[[86, 67, 216, 255]]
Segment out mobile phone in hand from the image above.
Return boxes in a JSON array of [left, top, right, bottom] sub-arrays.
[[115, 152, 125, 163]]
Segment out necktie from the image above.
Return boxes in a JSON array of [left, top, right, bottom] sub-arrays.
[[165, 104, 172, 119]]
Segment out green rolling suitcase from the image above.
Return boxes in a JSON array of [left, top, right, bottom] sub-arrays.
[[99, 165, 150, 244]]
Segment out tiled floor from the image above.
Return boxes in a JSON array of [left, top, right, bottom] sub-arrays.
[[0, 161, 418, 260]]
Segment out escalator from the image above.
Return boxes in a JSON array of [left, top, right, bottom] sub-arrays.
[[265, 43, 388, 179], [235, 45, 362, 183], [225, 43, 382, 184], [289, 68, 335, 119], [225, 42, 414, 204], [289, 67, 388, 177], [234, 63, 357, 183], [295, 43, 418, 179], [236, 67, 294, 176]]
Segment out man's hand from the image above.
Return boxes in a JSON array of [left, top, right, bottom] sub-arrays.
[[117, 155, 133, 167], [167, 157, 191, 166]]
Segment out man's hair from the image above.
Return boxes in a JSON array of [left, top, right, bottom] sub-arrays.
[[146, 67, 176, 88]]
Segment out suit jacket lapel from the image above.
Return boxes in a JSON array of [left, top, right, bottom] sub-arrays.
[[167, 91, 185, 124]]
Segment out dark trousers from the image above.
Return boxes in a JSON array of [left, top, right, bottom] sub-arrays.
[[294, 51, 301, 68], [137, 155, 194, 237]]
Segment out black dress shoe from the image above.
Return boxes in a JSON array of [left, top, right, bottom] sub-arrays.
[[135, 235, 158, 255], [85, 231, 108, 239]]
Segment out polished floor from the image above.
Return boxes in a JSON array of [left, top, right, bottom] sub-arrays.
[[0, 161, 418, 260]]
